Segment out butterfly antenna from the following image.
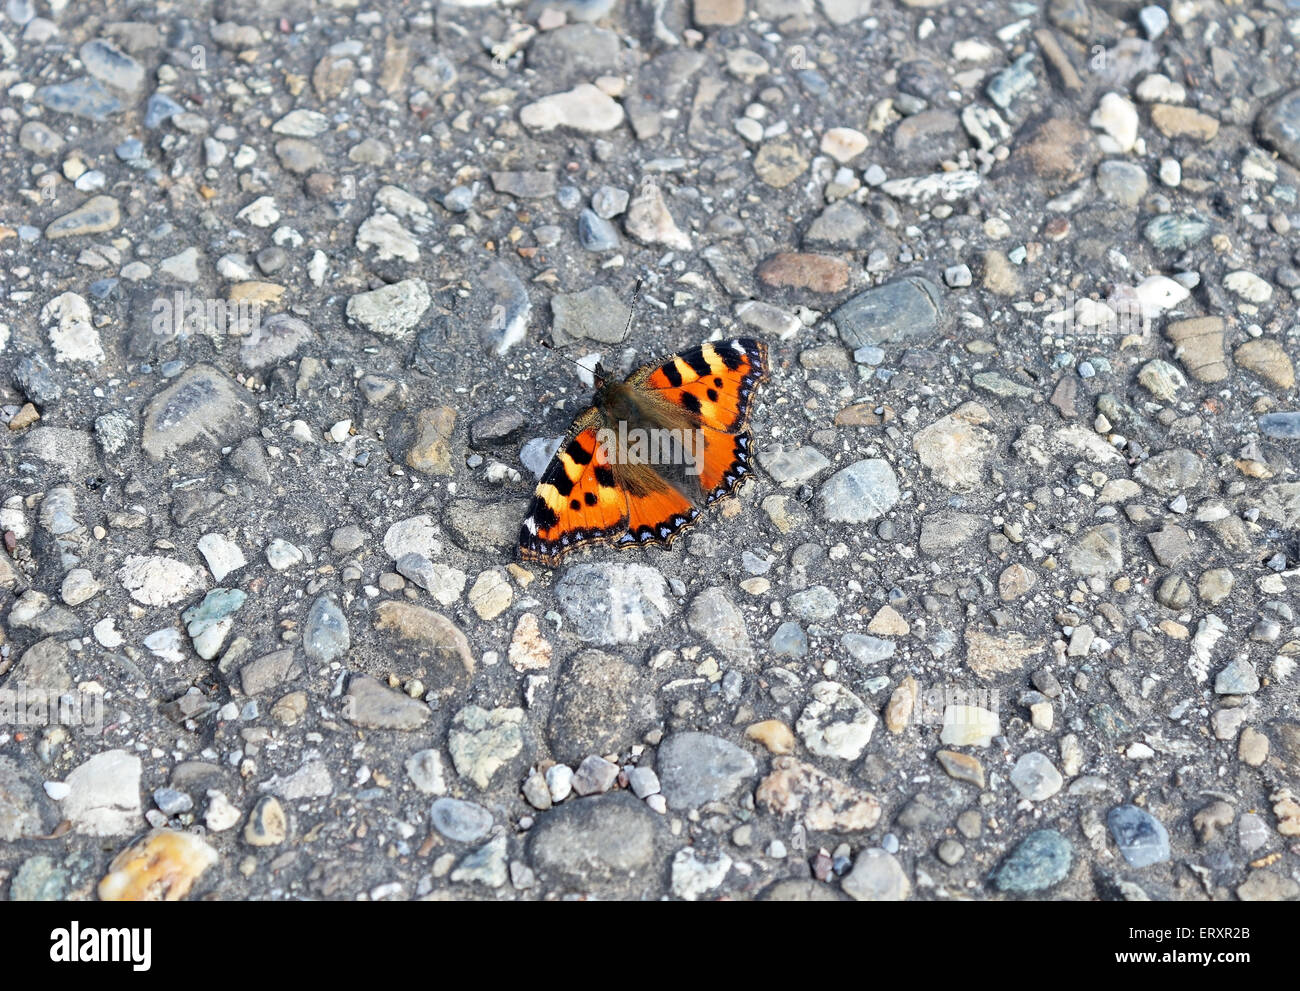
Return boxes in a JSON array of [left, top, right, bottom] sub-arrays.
[[539, 337, 606, 386], [622, 277, 644, 340]]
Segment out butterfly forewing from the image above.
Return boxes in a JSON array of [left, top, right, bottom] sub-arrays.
[[518, 422, 629, 566], [642, 338, 769, 433]]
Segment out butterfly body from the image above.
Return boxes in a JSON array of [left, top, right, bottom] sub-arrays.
[[518, 338, 770, 567]]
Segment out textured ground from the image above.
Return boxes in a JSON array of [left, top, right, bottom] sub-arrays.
[[1, 0, 1299, 902]]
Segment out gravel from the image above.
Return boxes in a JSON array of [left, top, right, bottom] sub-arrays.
[[1, 0, 1298, 906]]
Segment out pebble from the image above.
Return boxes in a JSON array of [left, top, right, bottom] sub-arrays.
[[35, 78, 123, 120], [141, 365, 255, 462], [939, 705, 1000, 747], [1215, 658, 1260, 695], [1139, 5, 1169, 38], [796, 682, 878, 760], [1009, 752, 1064, 801], [117, 555, 202, 607], [760, 445, 832, 486], [344, 676, 429, 731], [59, 567, 99, 606], [744, 721, 796, 755], [244, 796, 287, 847], [80, 39, 145, 93], [1235, 339, 1295, 390], [1107, 805, 1171, 867], [841, 633, 895, 664], [1096, 160, 1148, 207], [546, 764, 574, 803], [61, 750, 142, 836], [592, 186, 629, 218], [1134, 448, 1203, 493], [530, 794, 660, 893], [1256, 88, 1300, 169], [550, 286, 630, 344], [936, 749, 985, 789], [1238, 812, 1270, 853], [754, 138, 809, 188], [405, 750, 448, 796], [757, 252, 849, 293], [841, 849, 910, 901], [451, 835, 508, 888], [448, 706, 526, 790], [1146, 524, 1191, 567], [817, 459, 900, 522], [1259, 413, 1300, 440], [182, 588, 245, 659], [820, 127, 869, 163], [577, 209, 619, 251], [304, 595, 350, 663], [832, 277, 945, 347], [1165, 317, 1227, 383], [508, 613, 552, 671], [431, 797, 494, 843], [45, 196, 121, 240], [1137, 359, 1186, 402], [1151, 104, 1219, 141], [628, 767, 660, 799], [770, 621, 808, 657], [994, 830, 1072, 893], [625, 181, 691, 250], [657, 732, 756, 809], [913, 402, 995, 492], [1224, 270, 1273, 303], [571, 755, 620, 796], [98, 830, 218, 901], [520, 84, 624, 132], [1091, 92, 1139, 153], [19, 121, 64, 156], [1238, 728, 1269, 767], [556, 564, 672, 645], [671, 847, 732, 901], [1144, 214, 1212, 251], [346, 279, 431, 340], [986, 52, 1036, 109]]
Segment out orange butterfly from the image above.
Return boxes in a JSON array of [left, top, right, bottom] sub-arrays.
[[518, 337, 770, 566]]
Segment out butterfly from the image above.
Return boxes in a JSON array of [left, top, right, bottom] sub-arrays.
[[518, 337, 770, 567]]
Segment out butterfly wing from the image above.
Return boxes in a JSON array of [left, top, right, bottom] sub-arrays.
[[518, 413, 630, 566], [640, 338, 769, 433], [696, 427, 755, 505], [608, 337, 768, 546], [614, 472, 702, 549]]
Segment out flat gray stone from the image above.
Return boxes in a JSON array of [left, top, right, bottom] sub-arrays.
[[343, 676, 430, 731], [832, 276, 946, 348], [547, 650, 657, 764], [657, 732, 757, 809], [140, 364, 256, 462], [529, 793, 664, 895]]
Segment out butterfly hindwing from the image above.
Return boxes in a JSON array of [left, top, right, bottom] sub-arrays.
[[643, 338, 769, 433], [697, 426, 755, 505], [518, 420, 629, 566], [614, 474, 701, 549]]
